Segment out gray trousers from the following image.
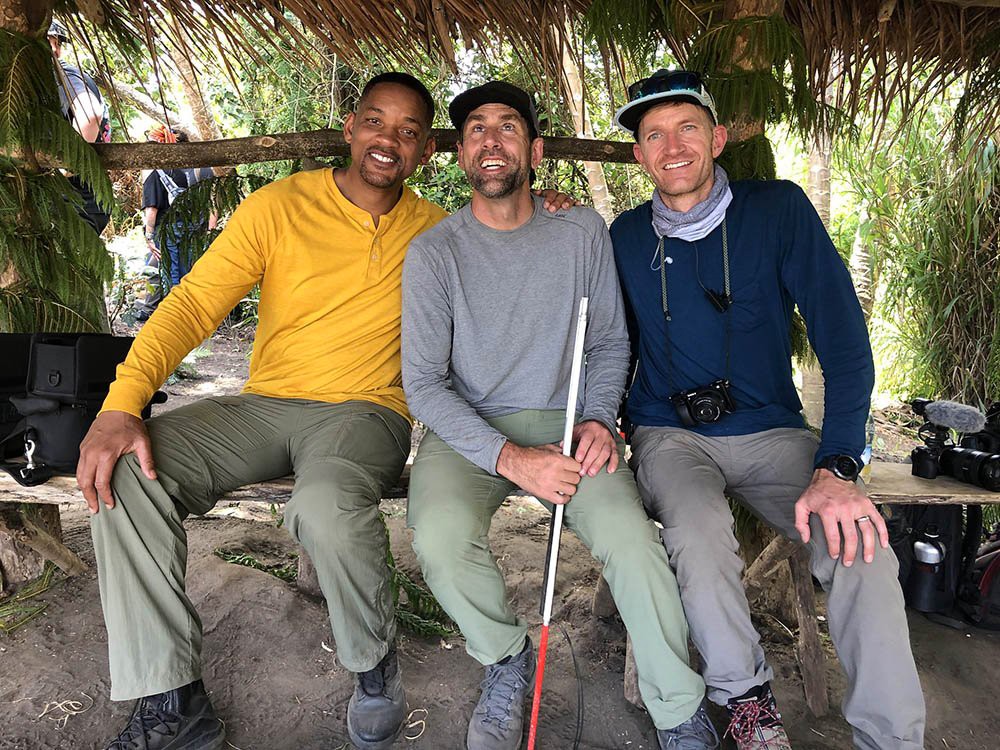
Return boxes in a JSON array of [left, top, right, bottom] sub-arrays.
[[630, 426, 925, 750], [90, 395, 410, 700]]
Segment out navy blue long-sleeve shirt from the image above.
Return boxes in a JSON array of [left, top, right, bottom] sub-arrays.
[[610, 179, 874, 465]]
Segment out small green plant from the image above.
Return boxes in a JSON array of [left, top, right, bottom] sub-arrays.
[[0, 561, 57, 634], [214, 548, 299, 583]]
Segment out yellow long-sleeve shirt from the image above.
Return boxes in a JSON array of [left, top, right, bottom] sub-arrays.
[[102, 168, 447, 420]]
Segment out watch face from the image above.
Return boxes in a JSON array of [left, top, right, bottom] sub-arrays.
[[833, 455, 859, 480]]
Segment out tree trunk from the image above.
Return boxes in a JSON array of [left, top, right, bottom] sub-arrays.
[[801, 130, 833, 428], [850, 202, 875, 321], [93, 72, 191, 133], [723, 0, 785, 141], [558, 28, 615, 225], [0, 504, 64, 591], [0, 0, 51, 36], [170, 51, 223, 143]]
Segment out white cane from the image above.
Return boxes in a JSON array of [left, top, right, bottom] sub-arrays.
[[527, 296, 588, 749]]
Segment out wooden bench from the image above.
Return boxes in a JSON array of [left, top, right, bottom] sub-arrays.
[[4, 460, 999, 717]]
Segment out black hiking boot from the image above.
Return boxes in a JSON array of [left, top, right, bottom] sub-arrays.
[[104, 679, 224, 750], [466, 637, 535, 750], [347, 649, 407, 750]]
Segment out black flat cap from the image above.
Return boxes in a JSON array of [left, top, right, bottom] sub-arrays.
[[449, 81, 541, 140]]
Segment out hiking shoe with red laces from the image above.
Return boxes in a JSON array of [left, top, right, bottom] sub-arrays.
[[724, 682, 792, 750]]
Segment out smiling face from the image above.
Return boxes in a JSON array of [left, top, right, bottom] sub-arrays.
[[343, 82, 435, 191], [633, 101, 728, 213], [456, 103, 542, 199]]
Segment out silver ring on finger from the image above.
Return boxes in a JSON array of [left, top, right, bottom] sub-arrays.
[[856, 515, 871, 523]]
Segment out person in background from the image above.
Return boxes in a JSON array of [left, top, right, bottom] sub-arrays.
[[134, 126, 218, 320], [47, 18, 112, 234]]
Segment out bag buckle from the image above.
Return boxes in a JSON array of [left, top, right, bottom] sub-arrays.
[[19, 435, 38, 480]]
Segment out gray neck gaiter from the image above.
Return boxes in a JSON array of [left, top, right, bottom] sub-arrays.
[[651, 164, 732, 241]]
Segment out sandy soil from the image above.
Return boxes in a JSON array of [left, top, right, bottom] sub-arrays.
[[1, 329, 997, 749]]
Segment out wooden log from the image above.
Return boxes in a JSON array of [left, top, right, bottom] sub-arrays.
[[591, 573, 618, 619], [92, 129, 637, 170], [296, 545, 323, 598], [788, 547, 829, 717], [623, 633, 646, 711], [0, 503, 87, 584], [743, 534, 798, 604]]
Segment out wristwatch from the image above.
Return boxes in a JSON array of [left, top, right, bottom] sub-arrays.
[[818, 454, 861, 482]]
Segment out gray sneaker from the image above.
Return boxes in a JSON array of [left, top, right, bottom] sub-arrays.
[[347, 649, 407, 750], [466, 638, 535, 750], [656, 701, 720, 750]]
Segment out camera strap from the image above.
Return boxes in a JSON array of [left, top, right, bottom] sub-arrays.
[[656, 219, 732, 394]]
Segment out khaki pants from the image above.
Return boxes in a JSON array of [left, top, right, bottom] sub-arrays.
[[406, 409, 706, 730], [630, 425, 925, 750], [90, 394, 410, 701]]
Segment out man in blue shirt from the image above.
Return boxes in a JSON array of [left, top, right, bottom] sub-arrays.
[[610, 70, 924, 750]]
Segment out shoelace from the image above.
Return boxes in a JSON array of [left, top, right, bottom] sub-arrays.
[[724, 698, 780, 748], [476, 663, 528, 728], [106, 699, 178, 750]]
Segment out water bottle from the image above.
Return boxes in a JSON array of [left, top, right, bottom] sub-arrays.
[[905, 526, 952, 612], [860, 411, 875, 483]]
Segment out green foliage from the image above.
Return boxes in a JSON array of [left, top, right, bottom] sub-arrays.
[[0, 561, 57, 635], [214, 548, 299, 583], [954, 26, 1000, 142], [0, 29, 114, 333], [840, 112, 999, 405], [687, 15, 825, 137]]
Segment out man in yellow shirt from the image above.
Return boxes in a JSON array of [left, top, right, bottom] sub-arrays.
[[77, 72, 570, 750]]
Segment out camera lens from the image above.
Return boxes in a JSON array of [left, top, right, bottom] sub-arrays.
[[691, 393, 723, 424], [941, 447, 1000, 491]]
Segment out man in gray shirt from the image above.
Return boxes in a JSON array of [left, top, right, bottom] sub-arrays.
[[402, 81, 717, 750]]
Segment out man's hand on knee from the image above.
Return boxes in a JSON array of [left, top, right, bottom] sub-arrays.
[[77, 411, 156, 513], [496, 442, 581, 504], [562, 420, 618, 477], [794, 468, 889, 567]]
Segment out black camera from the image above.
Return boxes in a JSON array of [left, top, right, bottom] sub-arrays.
[[671, 379, 736, 427], [910, 398, 1000, 491]]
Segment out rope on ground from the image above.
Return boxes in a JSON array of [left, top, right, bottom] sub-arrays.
[[36, 692, 93, 730], [403, 707, 428, 740]]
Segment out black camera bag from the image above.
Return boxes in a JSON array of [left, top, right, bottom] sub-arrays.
[[1, 333, 137, 486], [0, 333, 32, 460]]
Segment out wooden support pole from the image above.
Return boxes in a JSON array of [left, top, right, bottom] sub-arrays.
[[788, 547, 829, 717], [92, 128, 636, 171]]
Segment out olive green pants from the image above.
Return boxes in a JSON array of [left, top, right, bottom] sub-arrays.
[[406, 409, 706, 730], [90, 394, 410, 701]]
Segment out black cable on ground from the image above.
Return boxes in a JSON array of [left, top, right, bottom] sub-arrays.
[[559, 623, 584, 749]]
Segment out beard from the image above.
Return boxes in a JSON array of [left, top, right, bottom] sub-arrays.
[[466, 153, 529, 198]]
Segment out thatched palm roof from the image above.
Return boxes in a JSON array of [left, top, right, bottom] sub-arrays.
[[52, 0, 1000, 136]]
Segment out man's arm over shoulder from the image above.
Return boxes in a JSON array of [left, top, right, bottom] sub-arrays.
[[401, 229, 510, 474], [102, 188, 274, 416], [576, 210, 630, 437], [777, 181, 874, 462]]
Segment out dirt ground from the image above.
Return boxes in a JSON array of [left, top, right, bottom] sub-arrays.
[[2, 329, 998, 749]]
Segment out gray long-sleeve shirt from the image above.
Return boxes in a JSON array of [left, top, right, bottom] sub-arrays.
[[402, 195, 630, 473]]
